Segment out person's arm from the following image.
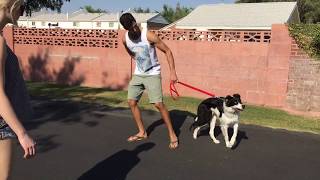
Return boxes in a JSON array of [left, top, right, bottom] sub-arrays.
[[147, 31, 178, 83], [122, 35, 135, 58], [0, 37, 35, 158]]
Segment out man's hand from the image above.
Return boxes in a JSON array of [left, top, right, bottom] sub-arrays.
[[170, 72, 178, 83], [147, 31, 178, 84]]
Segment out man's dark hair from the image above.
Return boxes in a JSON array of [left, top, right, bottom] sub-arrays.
[[119, 13, 136, 30]]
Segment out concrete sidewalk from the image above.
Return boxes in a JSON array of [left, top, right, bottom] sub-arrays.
[[11, 97, 320, 180]]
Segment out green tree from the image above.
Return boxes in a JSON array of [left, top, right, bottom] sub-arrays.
[[300, 0, 320, 23], [133, 7, 151, 13], [161, 3, 193, 23], [161, 4, 175, 23], [25, 0, 70, 15], [235, 0, 320, 23], [82, 5, 107, 13]]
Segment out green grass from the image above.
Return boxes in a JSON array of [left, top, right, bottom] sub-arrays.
[[27, 82, 320, 134]]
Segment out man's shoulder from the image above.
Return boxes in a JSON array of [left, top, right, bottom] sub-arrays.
[[146, 30, 157, 38], [146, 30, 158, 43], [121, 33, 127, 44]]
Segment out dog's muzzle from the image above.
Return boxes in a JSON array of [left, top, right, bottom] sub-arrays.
[[234, 105, 245, 111]]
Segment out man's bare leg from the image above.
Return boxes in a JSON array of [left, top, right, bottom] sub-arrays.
[[127, 99, 147, 141], [154, 102, 178, 149]]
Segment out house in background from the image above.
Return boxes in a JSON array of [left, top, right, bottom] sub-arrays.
[[17, 10, 169, 30], [18, 10, 103, 29], [161, 2, 300, 31], [94, 12, 169, 30], [67, 12, 104, 29]]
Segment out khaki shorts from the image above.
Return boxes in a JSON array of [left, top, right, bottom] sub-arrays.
[[128, 75, 163, 103]]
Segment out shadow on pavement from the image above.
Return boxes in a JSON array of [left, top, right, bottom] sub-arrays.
[[24, 96, 130, 153], [198, 126, 249, 149], [146, 109, 196, 138], [77, 142, 155, 180]]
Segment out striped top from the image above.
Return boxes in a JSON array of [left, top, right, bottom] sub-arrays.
[[0, 45, 32, 128]]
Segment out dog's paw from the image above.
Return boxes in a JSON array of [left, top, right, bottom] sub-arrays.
[[212, 139, 220, 144], [226, 142, 233, 148], [193, 134, 198, 140], [229, 140, 236, 146]]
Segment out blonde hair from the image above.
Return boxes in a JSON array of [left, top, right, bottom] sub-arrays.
[[0, 0, 23, 10]]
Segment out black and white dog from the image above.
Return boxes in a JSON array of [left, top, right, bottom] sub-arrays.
[[191, 94, 245, 148]]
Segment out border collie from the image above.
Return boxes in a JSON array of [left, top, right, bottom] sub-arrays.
[[191, 94, 245, 148]]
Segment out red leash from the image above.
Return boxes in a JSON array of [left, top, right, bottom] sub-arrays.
[[170, 81, 215, 100], [129, 58, 214, 99]]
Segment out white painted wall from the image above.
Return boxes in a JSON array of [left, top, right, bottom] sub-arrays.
[[18, 20, 121, 29], [17, 21, 29, 27], [92, 22, 119, 29]]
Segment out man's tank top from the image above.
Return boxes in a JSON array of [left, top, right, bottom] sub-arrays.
[[125, 29, 161, 75]]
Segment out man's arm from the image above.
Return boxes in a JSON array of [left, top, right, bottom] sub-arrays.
[[147, 31, 178, 83], [122, 35, 135, 58]]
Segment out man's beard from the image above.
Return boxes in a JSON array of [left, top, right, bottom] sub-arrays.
[[128, 30, 141, 41]]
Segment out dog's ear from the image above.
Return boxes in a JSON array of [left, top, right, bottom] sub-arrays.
[[226, 95, 233, 101], [233, 94, 241, 99]]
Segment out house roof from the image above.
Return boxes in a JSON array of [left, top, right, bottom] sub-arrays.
[[95, 12, 159, 22], [27, 13, 69, 21], [18, 11, 162, 23], [94, 13, 119, 22], [148, 14, 169, 24], [19, 10, 72, 22], [69, 13, 103, 21], [131, 13, 159, 23], [173, 2, 298, 30]]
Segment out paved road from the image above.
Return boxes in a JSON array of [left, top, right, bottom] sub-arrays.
[[10, 97, 320, 180]]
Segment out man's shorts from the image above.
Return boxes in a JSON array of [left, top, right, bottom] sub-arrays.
[[128, 75, 163, 103]]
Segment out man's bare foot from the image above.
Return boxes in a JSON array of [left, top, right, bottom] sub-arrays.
[[169, 140, 179, 149], [127, 132, 147, 142], [169, 136, 179, 149]]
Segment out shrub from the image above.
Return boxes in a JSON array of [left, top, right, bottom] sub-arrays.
[[289, 24, 320, 60]]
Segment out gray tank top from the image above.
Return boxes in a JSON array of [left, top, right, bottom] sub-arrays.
[[0, 45, 32, 128]]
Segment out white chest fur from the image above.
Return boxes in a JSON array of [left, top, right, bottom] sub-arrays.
[[219, 112, 239, 126]]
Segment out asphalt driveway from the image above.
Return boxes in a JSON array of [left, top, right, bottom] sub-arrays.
[[10, 97, 320, 180]]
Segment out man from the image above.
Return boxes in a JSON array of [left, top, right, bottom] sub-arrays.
[[119, 13, 178, 149]]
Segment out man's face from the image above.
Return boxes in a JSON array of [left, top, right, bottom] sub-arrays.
[[128, 22, 141, 40]]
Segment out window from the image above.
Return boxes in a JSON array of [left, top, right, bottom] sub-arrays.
[[31, 21, 35, 26], [73, 22, 80, 27], [109, 22, 114, 28], [96, 22, 101, 27], [49, 23, 59, 27]]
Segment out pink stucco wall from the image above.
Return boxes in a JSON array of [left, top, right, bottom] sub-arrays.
[[3, 24, 292, 108]]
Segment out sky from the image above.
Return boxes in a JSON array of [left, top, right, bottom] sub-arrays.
[[61, 0, 237, 13]]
